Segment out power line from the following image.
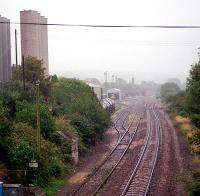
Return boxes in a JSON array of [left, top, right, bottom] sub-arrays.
[[1, 21, 200, 28]]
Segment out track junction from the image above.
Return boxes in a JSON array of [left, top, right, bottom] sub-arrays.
[[69, 97, 167, 196]]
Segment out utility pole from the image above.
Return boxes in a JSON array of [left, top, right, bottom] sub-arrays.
[[36, 81, 41, 152], [104, 71, 108, 98], [15, 29, 18, 67], [101, 88, 103, 100], [22, 56, 25, 91], [112, 75, 114, 83], [112, 75, 115, 88]]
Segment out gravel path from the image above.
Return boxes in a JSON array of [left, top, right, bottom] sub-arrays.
[[56, 125, 118, 196], [147, 109, 195, 196]]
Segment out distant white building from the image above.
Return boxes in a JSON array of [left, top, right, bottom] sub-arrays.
[[107, 88, 122, 100], [86, 82, 102, 100]]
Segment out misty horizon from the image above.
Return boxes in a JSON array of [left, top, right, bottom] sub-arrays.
[[1, 0, 200, 84]]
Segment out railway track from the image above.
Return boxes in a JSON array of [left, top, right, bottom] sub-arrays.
[[114, 109, 131, 140], [70, 106, 141, 196], [119, 105, 162, 196]]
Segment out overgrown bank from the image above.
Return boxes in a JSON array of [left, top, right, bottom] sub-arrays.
[[0, 57, 109, 195], [160, 60, 200, 195]]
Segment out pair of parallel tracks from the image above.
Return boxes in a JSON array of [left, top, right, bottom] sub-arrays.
[[120, 105, 162, 196], [70, 106, 142, 196], [70, 102, 161, 196]]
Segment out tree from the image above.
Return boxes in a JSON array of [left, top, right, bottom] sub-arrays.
[[0, 100, 12, 140], [51, 74, 59, 83], [0, 87, 20, 118], [166, 78, 182, 88], [15, 101, 56, 139], [13, 56, 51, 97], [6, 123, 65, 186], [165, 91, 187, 115], [52, 78, 109, 146], [6, 123, 38, 169], [161, 82, 181, 101], [186, 62, 200, 128]]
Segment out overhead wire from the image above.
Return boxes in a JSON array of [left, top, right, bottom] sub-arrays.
[[1, 21, 200, 47], [1, 21, 200, 28]]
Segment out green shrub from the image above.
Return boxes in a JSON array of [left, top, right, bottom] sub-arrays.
[[191, 114, 200, 129], [0, 100, 12, 139], [33, 139, 65, 186], [0, 88, 20, 118], [6, 122, 65, 186], [0, 76, 110, 190], [186, 62, 200, 129], [41, 177, 64, 196], [190, 171, 200, 196], [52, 78, 109, 146], [163, 91, 187, 116], [15, 101, 56, 139], [6, 123, 38, 169]]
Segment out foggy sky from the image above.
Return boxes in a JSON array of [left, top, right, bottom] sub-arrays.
[[1, 0, 200, 83]]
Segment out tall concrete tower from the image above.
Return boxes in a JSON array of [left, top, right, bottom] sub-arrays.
[[0, 15, 11, 82], [20, 10, 49, 75]]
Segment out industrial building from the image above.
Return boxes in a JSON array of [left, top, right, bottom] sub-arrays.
[[0, 15, 11, 82], [107, 88, 122, 100], [20, 10, 49, 75], [86, 82, 102, 100]]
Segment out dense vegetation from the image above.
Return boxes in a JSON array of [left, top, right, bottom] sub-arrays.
[[160, 62, 200, 128], [0, 57, 109, 195], [160, 61, 200, 195]]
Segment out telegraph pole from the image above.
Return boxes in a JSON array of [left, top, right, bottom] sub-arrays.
[[15, 29, 18, 67], [104, 71, 108, 98], [112, 75, 115, 88], [36, 81, 41, 152], [112, 75, 114, 83], [22, 56, 25, 91]]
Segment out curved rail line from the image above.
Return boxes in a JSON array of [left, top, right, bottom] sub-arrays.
[[144, 108, 161, 196], [92, 113, 142, 196], [114, 109, 130, 141], [69, 107, 135, 196], [120, 106, 161, 196]]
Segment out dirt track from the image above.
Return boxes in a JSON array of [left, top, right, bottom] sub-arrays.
[[56, 125, 118, 196], [148, 109, 195, 196]]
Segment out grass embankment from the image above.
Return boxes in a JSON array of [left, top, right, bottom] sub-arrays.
[[42, 178, 65, 196], [171, 114, 200, 195], [174, 115, 199, 160]]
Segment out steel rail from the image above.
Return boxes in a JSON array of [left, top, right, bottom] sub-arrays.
[[120, 109, 152, 196], [105, 110, 135, 157], [120, 106, 161, 196], [113, 110, 127, 141], [92, 113, 142, 196], [144, 108, 161, 196], [113, 106, 135, 141], [69, 108, 134, 196]]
